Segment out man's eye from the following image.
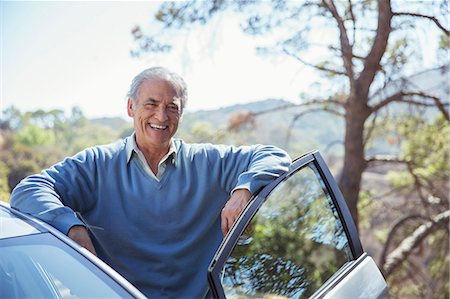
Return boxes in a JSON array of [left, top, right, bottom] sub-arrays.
[[168, 105, 179, 112]]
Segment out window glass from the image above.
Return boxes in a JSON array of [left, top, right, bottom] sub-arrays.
[[0, 233, 133, 299], [221, 163, 353, 298]]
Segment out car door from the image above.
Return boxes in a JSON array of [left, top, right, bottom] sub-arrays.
[[208, 151, 389, 299]]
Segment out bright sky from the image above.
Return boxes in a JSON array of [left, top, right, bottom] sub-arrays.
[[1, 1, 442, 120], [1, 1, 318, 119]]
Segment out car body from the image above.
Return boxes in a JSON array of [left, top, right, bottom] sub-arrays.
[[0, 201, 147, 299], [1, 150, 388, 298]]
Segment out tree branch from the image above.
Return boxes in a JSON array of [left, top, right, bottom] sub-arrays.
[[382, 210, 450, 277], [371, 91, 450, 122], [406, 161, 430, 208], [363, 111, 379, 147], [379, 214, 431, 272], [347, 0, 356, 45], [322, 0, 355, 81], [393, 11, 449, 36], [282, 48, 347, 76], [365, 154, 407, 166], [233, 99, 345, 121], [358, 0, 392, 97]]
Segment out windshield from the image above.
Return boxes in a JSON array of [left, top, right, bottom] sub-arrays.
[[0, 233, 134, 299]]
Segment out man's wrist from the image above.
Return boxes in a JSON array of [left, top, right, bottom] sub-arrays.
[[232, 188, 252, 202], [231, 187, 251, 195]]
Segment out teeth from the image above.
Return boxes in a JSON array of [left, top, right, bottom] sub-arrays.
[[149, 123, 167, 130]]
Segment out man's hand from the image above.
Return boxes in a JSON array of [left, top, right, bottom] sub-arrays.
[[221, 189, 252, 236], [67, 225, 97, 256]]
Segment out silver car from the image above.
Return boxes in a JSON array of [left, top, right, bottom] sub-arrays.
[[0, 202, 146, 299], [1, 151, 388, 298]]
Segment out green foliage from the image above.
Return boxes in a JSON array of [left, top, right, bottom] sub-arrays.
[[439, 33, 450, 49], [0, 161, 10, 202], [357, 190, 374, 230], [16, 125, 56, 146], [396, 115, 449, 193], [384, 37, 415, 77], [383, 114, 449, 298], [178, 121, 219, 143], [428, 230, 450, 298], [67, 123, 119, 154]]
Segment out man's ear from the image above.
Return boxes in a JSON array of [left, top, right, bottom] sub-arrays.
[[127, 98, 134, 117]]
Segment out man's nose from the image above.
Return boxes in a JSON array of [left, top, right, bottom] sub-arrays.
[[155, 107, 168, 121]]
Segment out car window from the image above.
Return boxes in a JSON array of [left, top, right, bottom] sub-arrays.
[[220, 162, 353, 298], [0, 233, 134, 299]]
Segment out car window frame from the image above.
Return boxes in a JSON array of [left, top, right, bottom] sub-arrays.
[[207, 150, 363, 299]]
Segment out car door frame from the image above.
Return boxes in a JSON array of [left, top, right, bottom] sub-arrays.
[[207, 150, 364, 298]]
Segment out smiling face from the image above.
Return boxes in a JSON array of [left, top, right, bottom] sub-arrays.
[[127, 77, 182, 156]]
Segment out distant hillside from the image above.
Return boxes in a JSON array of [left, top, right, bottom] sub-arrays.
[[179, 98, 345, 156], [90, 117, 129, 130]]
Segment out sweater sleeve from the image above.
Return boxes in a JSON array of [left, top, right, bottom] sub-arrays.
[[206, 144, 291, 195], [10, 147, 99, 234]]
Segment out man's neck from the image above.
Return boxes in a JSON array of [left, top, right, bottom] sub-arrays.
[[136, 140, 172, 174]]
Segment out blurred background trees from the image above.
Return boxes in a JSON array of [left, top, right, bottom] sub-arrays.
[[0, 106, 130, 195]]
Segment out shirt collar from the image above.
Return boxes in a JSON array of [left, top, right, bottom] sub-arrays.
[[126, 132, 177, 165]]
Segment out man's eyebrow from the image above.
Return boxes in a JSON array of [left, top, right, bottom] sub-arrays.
[[144, 98, 159, 103]]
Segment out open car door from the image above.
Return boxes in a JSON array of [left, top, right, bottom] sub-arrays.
[[208, 151, 389, 299]]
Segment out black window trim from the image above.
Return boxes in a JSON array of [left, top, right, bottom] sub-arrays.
[[207, 150, 363, 299], [312, 151, 363, 255]]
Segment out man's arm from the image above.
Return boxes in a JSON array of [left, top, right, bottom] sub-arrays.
[[10, 148, 99, 248], [216, 144, 291, 236]]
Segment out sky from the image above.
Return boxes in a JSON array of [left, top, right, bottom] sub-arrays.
[[1, 1, 319, 120], [0, 1, 442, 120]]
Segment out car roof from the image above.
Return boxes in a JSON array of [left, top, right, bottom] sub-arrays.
[[0, 202, 42, 239]]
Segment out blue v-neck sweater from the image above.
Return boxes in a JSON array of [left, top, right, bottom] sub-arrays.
[[11, 137, 291, 298]]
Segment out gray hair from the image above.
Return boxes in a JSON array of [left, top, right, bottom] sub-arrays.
[[127, 67, 188, 113]]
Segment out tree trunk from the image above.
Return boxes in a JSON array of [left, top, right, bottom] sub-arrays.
[[338, 93, 370, 229]]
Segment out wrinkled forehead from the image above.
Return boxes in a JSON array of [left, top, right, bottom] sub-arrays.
[[138, 77, 182, 101]]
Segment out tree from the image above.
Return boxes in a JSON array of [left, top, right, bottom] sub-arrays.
[[376, 115, 449, 298], [0, 106, 123, 199], [131, 0, 449, 229]]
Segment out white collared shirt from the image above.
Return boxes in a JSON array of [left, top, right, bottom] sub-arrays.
[[126, 133, 177, 181]]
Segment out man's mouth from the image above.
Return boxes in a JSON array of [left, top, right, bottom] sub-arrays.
[[149, 123, 168, 130]]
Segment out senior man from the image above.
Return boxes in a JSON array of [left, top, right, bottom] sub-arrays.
[[11, 66, 291, 298]]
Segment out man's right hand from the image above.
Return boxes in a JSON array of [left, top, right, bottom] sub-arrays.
[[67, 225, 97, 256]]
